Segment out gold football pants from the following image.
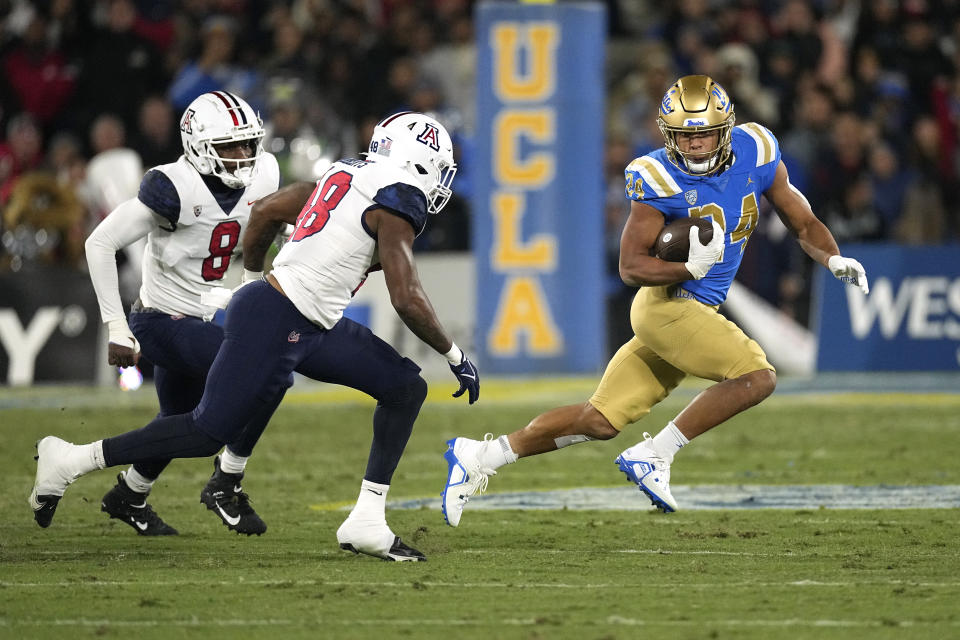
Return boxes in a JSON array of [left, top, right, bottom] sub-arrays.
[[590, 285, 774, 430]]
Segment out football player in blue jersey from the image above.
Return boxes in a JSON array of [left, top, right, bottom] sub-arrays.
[[82, 91, 286, 537], [441, 75, 869, 525]]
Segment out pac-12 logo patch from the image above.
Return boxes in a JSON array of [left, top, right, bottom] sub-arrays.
[[416, 123, 441, 151], [193, 205, 202, 217], [181, 108, 195, 134], [684, 190, 698, 205], [287, 331, 300, 343]]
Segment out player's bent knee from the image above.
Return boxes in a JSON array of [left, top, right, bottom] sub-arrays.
[[582, 404, 619, 440], [748, 369, 777, 401], [381, 373, 428, 408]]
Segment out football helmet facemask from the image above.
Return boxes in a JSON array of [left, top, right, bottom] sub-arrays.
[[180, 91, 265, 189], [658, 75, 735, 176], [367, 111, 457, 214]]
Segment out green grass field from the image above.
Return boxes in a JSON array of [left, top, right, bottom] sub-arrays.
[[2, 379, 959, 639]]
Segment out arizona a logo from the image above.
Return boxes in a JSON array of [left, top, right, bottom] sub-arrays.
[[684, 189, 698, 205], [416, 123, 441, 151], [181, 109, 195, 134]]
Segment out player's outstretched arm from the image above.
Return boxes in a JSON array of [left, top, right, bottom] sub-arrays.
[[371, 208, 479, 403], [619, 200, 705, 287], [84, 198, 157, 367], [765, 161, 869, 294], [243, 181, 316, 273]]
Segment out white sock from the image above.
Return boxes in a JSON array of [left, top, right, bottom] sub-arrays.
[[650, 421, 689, 463], [353, 480, 389, 519], [220, 447, 248, 474], [477, 435, 517, 471], [122, 467, 154, 494], [70, 440, 105, 475]]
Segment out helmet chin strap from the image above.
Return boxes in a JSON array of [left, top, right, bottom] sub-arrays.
[[684, 152, 720, 175]]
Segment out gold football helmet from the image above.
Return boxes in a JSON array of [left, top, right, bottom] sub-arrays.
[[657, 75, 735, 175]]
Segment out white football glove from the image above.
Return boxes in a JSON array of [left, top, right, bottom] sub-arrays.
[[200, 286, 234, 310], [828, 255, 869, 294], [684, 220, 724, 280], [107, 318, 140, 353]]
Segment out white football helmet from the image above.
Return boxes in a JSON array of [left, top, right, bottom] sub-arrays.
[[180, 91, 265, 189], [367, 111, 457, 214]]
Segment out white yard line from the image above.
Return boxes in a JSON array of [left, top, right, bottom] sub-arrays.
[[389, 484, 960, 511]]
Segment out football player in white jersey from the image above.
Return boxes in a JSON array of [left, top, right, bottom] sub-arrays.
[[31, 111, 478, 562], [82, 91, 289, 536]]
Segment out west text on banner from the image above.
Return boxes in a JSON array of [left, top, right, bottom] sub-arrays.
[[814, 244, 960, 371], [473, 1, 606, 374]]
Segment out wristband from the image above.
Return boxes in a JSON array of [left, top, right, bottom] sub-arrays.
[[242, 269, 263, 285], [443, 342, 464, 365]]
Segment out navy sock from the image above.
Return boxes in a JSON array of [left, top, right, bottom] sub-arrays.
[[363, 376, 427, 484]]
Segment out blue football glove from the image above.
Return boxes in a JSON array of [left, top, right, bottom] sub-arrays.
[[449, 353, 480, 404]]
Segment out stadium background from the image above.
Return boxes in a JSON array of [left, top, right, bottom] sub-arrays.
[[1, 0, 959, 385]]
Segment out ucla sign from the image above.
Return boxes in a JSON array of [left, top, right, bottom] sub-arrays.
[[474, 2, 606, 373], [815, 245, 960, 370]]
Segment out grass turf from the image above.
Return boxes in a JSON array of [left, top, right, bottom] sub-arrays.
[[1, 381, 958, 639]]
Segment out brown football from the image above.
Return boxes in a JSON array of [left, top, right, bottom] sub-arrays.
[[653, 217, 714, 262]]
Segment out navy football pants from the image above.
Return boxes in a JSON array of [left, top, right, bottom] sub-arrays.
[[104, 280, 427, 485], [126, 304, 287, 480]]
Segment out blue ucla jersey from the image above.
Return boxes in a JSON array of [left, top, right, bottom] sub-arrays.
[[624, 123, 781, 305]]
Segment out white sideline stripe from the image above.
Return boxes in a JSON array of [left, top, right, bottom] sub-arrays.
[[392, 484, 960, 511], [4, 579, 960, 589], [3, 618, 958, 628]]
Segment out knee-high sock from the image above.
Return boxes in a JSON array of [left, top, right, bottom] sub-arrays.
[[102, 413, 224, 467], [363, 377, 427, 485]]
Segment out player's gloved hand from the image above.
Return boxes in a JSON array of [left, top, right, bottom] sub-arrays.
[[449, 353, 480, 405], [684, 219, 724, 280], [828, 255, 869, 294], [107, 319, 140, 367]]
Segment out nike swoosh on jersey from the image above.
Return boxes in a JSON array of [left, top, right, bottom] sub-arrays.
[[216, 504, 241, 526], [247, 200, 258, 206]]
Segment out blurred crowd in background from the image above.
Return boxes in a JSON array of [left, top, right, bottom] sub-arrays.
[[1, 0, 958, 331]]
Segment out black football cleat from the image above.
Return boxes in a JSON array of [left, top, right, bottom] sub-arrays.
[[200, 456, 267, 536], [101, 474, 178, 536], [30, 493, 61, 528], [339, 537, 427, 562]]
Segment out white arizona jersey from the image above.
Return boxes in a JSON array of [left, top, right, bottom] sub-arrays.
[[272, 157, 429, 328], [137, 154, 280, 317]]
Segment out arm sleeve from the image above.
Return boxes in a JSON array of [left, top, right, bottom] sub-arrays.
[[84, 198, 158, 323]]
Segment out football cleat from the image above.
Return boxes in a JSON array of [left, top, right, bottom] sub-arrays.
[[336, 515, 426, 562], [615, 433, 678, 513], [101, 473, 178, 536], [199, 456, 266, 536], [441, 434, 496, 527], [29, 436, 80, 528]]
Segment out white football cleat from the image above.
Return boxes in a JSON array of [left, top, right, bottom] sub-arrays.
[[336, 515, 425, 562], [615, 433, 678, 513], [29, 436, 82, 528], [441, 434, 496, 527]]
